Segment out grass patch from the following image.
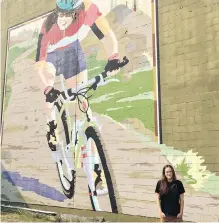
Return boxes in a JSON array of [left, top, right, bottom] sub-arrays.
[[89, 69, 155, 132], [0, 207, 106, 222], [87, 54, 106, 78], [4, 46, 29, 111], [4, 84, 12, 111], [176, 159, 197, 184], [6, 46, 28, 79], [27, 48, 37, 60], [1, 207, 58, 222], [86, 54, 155, 131]]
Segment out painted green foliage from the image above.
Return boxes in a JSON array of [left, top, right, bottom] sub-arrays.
[[5, 47, 28, 110]]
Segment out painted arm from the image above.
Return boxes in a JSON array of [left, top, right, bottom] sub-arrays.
[[83, 1, 121, 75], [84, 0, 118, 59], [95, 16, 118, 58], [36, 22, 49, 62], [35, 21, 50, 71]]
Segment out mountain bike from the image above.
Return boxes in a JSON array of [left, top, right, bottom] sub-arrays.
[[48, 57, 129, 213]]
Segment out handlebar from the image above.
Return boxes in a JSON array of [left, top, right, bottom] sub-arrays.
[[90, 56, 129, 90], [60, 56, 129, 101]]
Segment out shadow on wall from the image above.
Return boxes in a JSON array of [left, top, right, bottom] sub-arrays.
[[1, 162, 67, 203]]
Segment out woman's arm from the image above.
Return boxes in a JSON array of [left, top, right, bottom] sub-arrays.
[[177, 193, 184, 219], [156, 193, 162, 213], [156, 193, 165, 218]]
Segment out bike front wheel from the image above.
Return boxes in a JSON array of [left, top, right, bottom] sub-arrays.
[[55, 104, 76, 199], [84, 126, 118, 213]]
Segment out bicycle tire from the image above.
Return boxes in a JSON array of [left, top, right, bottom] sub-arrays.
[[85, 126, 118, 213], [55, 104, 76, 199]]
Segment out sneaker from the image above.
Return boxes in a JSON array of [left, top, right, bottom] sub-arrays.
[[46, 120, 58, 151]]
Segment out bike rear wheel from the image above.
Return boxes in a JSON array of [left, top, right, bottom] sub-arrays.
[[55, 104, 76, 199], [85, 126, 118, 213]]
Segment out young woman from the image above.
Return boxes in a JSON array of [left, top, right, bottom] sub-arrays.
[[35, 0, 120, 151], [155, 165, 185, 222]]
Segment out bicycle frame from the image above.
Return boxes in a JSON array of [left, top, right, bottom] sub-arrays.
[[53, 75, 102, 170], [52, 55, 129, 171]]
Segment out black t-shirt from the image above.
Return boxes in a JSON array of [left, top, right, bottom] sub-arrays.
[[155, 180, 185, 216]]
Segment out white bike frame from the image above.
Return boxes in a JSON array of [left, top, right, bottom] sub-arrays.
[[54, 74, 106, 200]]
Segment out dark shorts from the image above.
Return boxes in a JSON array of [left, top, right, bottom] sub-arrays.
[[46, 40, 86, 80]]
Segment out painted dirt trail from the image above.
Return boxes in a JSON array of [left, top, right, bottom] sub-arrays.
[[1, 50, 219, 222]]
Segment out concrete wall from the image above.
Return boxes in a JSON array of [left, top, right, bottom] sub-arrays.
[[1, 0, 219, 222], [158, 0, 219, 174]]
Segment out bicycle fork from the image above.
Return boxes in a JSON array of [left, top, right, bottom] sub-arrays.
[[76, 121, 101, 211], [82, 140, 101, 211]]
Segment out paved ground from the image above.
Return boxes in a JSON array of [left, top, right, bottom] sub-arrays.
[[1, 49, 219, 222]]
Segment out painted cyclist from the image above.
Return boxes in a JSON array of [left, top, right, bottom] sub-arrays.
[[35, 0, 121, 152]]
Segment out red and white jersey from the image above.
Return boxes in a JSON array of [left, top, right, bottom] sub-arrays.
[[39, 4, 102, 61]]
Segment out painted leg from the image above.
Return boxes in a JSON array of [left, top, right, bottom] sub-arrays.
[[36, 61, 59, 154]]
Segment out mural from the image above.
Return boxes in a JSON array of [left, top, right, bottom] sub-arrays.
[[1, 0, 219, 221]]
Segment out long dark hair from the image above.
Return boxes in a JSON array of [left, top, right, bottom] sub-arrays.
[[160, 165, 176, 195], [44, 3, 85, 33]]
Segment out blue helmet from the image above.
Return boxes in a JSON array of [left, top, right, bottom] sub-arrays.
[[56, 0, 83, 11]]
